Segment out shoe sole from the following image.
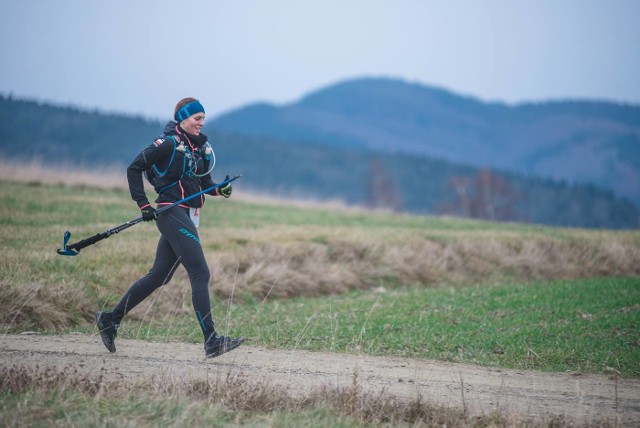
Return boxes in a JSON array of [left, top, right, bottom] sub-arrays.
[[206, 337, 245, 358], [95, 312, 116, 353]]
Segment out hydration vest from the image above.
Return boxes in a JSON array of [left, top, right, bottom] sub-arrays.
[[144, 135, 214, 195]]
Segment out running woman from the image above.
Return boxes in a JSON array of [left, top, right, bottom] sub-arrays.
[[96, 98, 244, 358]]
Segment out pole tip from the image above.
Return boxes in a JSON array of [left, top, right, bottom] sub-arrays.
[[57, 231, 79, 256]]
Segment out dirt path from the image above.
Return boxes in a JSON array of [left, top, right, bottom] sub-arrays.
[[1, 333, 638, 425]]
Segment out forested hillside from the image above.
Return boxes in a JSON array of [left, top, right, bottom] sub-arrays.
[[1, 94, 637, 229], [3, 95, 160, 166], [213, 77, 640, 209]]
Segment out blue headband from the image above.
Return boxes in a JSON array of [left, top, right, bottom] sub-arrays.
[[175, 100, 205, 122]]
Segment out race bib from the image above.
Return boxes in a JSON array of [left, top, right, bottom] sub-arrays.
[[189, 208, 200, 228]]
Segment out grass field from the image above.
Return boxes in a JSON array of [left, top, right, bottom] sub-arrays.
[[1, 173, 639, 426], [1, 178, 638, 377]]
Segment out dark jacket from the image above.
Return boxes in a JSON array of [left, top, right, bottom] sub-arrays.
[[127, 121, 217, 209]]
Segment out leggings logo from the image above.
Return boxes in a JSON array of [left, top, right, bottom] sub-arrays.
[[179, 228, 200, 243]]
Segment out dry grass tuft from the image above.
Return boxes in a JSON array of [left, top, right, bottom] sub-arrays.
[[0, 364, 512, 427], [0, 156, 128, 190], [0, 281, 94, 330], [3, 363, 608, 426], [0, 365, 108, 396], [209, 235, 640, 302]]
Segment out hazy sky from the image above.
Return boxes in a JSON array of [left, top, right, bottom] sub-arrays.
[[1, 0, 639, 120]]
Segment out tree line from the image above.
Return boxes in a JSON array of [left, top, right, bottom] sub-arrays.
[[1, 94, 637, 229]]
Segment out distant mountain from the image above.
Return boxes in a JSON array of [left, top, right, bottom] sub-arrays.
[[1, 92, 638, 229], [212, 77, 640, 207]]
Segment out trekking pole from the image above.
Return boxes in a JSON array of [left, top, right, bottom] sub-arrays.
[[57, 175, 241, 256]]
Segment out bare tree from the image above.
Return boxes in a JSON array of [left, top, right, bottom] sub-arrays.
[[442, 169, 520, 221], [366, 158, 401, 211]]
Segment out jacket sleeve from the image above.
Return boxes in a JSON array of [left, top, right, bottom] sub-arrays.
[[202, 175, 219, 196], [127, 138, 175, 208]]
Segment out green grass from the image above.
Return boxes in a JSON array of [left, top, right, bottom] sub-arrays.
[[2, 179, 640, 377], [1, 178, 637, 427], [97, 277, 639, 377]]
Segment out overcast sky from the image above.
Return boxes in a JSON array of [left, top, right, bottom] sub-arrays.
[[1, 0, 639, 121]]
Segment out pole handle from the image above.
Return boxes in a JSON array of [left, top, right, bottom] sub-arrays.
[[67, 231, 108, 251]]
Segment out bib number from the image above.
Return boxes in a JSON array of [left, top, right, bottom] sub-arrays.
[[190, 208, 200, 228]]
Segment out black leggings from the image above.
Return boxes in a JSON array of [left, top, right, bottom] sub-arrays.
[[112, 206, 216, 342]]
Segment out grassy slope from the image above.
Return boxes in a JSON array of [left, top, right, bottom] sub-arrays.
[[1, 180, 639, 377]]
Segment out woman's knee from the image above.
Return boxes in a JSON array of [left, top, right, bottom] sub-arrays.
[[193, 264, 210, 285]]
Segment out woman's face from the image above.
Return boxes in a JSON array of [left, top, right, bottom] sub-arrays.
[[181, 113, 205, 135]]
